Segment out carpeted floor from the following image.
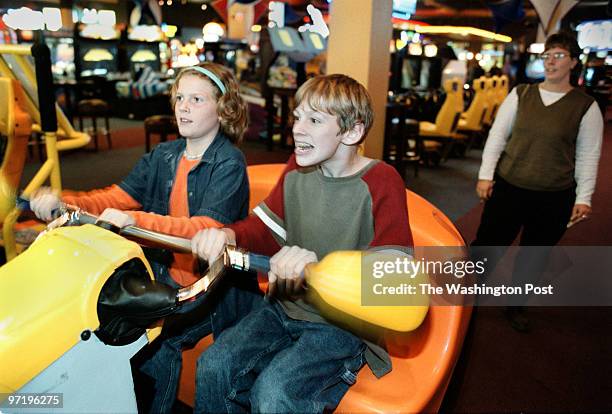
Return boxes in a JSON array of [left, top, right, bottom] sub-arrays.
[[442, 115, 612, 413]]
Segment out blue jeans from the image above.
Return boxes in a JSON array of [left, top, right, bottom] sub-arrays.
[[140, 267, 263, 414], [195, 299, 366, 414]]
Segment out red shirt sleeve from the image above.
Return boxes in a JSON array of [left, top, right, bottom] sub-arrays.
[[362, 162, 414, 248], [229, 156, 299, 256]]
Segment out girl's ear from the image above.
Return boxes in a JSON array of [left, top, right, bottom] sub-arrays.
[[341, 122, 365, 145]]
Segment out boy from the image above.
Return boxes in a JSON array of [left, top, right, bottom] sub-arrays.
[[190, 74, 413, 413]]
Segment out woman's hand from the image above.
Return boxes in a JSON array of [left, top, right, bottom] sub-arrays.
[[476, 179, 494, 202], [29, 187, 61, 222], [568, 204, 591, 227], [268, 246, 317, 299], [191, 228, 236, 263], [97, 208, 135, 228]]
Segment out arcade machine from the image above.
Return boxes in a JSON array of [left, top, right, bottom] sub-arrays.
[[262, 26, 326, 149]]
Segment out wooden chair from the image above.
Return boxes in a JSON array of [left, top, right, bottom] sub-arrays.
[[77, 99, 111, 151], [383, 104, 422, 178], [144, 115, 179, 153], [177, 164, 471, 413]]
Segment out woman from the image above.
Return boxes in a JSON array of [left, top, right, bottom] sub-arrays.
[[472, 32, 603, 331]]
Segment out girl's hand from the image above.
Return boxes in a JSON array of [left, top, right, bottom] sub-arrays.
[[97, 208, 135, 228], [29, 187, 61, 222], [268, 245, 317, 298], [476, 179, 494, 202], [191, 228, 236, 263]]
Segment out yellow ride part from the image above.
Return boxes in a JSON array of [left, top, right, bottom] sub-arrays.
[[0, 44, 91, 260], [0, 224, 158, 395]]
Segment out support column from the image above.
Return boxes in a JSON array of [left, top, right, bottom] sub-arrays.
[[326, 0, 392, 160]]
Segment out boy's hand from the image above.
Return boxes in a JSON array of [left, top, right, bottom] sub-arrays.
[[191, 228, 236, 263], [268, 246, 317, 299], [29, 187, 61, 222], [97, 208, 135, 228]]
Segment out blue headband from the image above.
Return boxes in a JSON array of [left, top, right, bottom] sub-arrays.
[[186, 66, 227, 95]]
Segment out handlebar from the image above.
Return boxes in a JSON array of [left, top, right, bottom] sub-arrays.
[[18, 196, 272, 302], [18, 197, 193, 253]]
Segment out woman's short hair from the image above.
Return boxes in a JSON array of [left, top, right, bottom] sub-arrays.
[[171, 63, 249, 144], [544, 31, 581, 59], [295, 74, 374, 144], [545, 31, 583, 85]]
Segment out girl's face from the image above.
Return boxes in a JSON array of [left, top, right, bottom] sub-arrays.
[[174, 74, 220, 141]]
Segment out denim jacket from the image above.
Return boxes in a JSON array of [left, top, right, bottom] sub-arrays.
[[118, 132, 250, 284], [119, 132, 249, 223]]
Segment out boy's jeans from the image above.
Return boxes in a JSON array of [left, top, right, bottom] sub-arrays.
[[195, 300, 366, 414], [140, 267, 263, 414]]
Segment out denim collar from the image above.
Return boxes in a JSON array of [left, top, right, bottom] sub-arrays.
[[160, 131, 227, 166]]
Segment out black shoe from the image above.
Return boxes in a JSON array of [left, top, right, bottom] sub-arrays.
[[504, 306, 530, 333]]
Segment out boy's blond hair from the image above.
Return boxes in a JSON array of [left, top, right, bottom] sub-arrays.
[[171, 63, 249, 144], [295, 74, 373, 144]]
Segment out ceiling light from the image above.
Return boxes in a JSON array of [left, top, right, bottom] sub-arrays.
[[415, 25, 512, 43]]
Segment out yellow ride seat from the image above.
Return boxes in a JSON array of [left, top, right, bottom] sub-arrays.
[[419, 78, 464, 137], [484, 76, 500, 126], [418, 79, 468, 162], [458, 76, 488, 132], [498, 74, 509, 104]]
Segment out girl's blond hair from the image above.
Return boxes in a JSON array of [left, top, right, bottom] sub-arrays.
[[171, 63, 249, 144]]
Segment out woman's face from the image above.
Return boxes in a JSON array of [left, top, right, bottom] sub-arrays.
[[542, 46, 576, 84], [174, 74, 220, 141]]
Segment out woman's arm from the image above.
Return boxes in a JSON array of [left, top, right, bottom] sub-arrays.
[[478, 87, 518, 180], [574, 102, 604, 206]]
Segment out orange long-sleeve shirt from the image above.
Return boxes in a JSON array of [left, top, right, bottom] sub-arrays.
[[63, 157, 222, 286]]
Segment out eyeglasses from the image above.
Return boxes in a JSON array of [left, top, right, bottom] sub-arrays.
[[540, 52, 569, 60]]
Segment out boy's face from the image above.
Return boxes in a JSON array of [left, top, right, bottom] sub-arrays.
[[292, 102, 345, 168], [174, 74, 220, 141]]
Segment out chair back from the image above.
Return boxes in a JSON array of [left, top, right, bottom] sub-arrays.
[[461, 77, 488, 130], [433, 79, 464, 135], [144, 115, 179, 152], [144, 115, 178, 135], [497, 74, 509, 105], [484, 76, 499, 125], [383, 104, 407, 165]]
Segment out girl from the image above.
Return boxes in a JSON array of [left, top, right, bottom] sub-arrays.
[[30, 63, 262, 412]]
